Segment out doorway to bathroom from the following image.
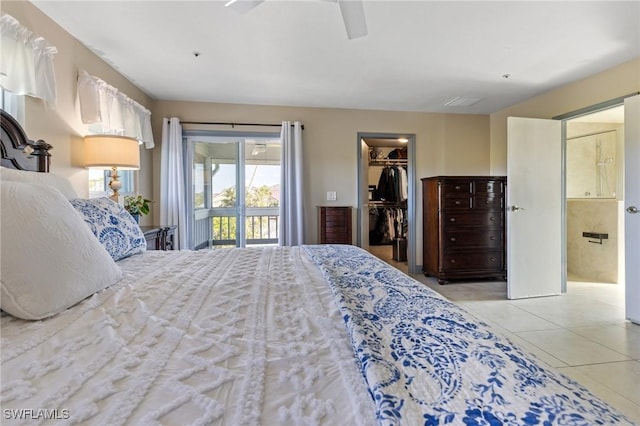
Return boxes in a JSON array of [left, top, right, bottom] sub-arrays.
[[561, 94, 640, 325], [564, 105, 625, 287], [507, 94, 638, 323]]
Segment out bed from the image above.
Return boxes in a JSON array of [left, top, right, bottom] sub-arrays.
[[0, 109, 635, 426]]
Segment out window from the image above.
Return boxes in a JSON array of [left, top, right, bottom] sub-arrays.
[[0, 88, 25, 125]]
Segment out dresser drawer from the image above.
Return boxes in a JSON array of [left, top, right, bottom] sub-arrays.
[[324, 208, 349, 217], [324, 223, 349, 234], [323, 232, 350, 244], [442, 181, 473, 196], [443, 212, 502, 227], [442, 197, 472, 209], [441, 251, 504, 272], [324, 215, 348, 225], [473, 196, 503, 210], [443, 229, 503, 249], [474, 179, 504, 194]]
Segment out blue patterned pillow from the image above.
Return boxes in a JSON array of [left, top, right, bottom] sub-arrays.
[[70, 198, 146, 261]]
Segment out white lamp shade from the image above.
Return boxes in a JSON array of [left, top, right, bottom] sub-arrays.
[[84, 135, 140, 169]]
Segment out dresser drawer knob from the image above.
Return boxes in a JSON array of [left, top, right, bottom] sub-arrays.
[[450, 237, 456, 242], [450, 217, 456, 222], [450, 259, 456, 264], [489, 257, 496, 262], [455, 185, 461, 190], [490, 236, 495, 241], [489, 217, 496, 222], [455, 201, 461, 205]]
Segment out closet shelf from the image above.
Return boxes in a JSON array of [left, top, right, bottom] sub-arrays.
[[369, 159, 408, 166], [368, 201, 407, 207]]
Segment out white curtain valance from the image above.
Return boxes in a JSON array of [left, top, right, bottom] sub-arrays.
[[0, 13, 57, 104], [77, 70, 154, 149]]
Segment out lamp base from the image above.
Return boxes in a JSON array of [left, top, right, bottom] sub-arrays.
[[109, 166, 122, 202]]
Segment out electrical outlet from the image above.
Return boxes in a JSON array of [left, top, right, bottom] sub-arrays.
[[326, 191, 337, 201]]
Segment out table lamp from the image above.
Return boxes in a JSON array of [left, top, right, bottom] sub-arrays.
[[84, 135, 140, 201]]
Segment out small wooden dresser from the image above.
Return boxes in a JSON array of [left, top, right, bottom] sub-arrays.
[[422, 176, 506, 283], [318, 206, 352, 244], [141, 225, 177, 251]]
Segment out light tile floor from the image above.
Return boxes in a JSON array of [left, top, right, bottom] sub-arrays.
[[368, 245, 640, 423]]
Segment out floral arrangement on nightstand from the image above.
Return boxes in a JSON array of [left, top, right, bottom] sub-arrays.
[[124, 195, 152, 222]]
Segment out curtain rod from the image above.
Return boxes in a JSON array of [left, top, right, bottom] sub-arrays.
[[180, 121, 304, 130]]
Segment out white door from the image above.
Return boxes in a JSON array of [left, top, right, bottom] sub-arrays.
[[507, 117, 563, 299], [625, 94, 640, 324]]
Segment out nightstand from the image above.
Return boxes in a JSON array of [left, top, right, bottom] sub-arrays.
[[140, 225, 177, 251], [317, 206, 352, 244]]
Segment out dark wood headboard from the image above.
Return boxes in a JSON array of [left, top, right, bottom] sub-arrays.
[[1, 109, 52, 172]]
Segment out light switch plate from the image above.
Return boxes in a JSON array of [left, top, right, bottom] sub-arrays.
[[326, 191, 337, 201]]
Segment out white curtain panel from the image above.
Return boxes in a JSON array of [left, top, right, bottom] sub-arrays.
[[279, 121, 304, 246], [77, 70, 154, 149], [0, 13, 57, 104], [160, 117, 188, 249]]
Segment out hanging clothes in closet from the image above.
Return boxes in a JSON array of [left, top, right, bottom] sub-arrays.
[[369, 207, 407, 245], [373, 166, 407, 202], [369, 161, 408, 245]]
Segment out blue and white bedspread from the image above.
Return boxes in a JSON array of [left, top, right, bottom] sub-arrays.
[[304, 244, 635, 426]]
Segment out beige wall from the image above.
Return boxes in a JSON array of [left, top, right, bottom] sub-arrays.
[[2, 1, 154, 206], [152, 101, 490, 250], [566, 199, 620, 283], [489, 58, 640, 175]]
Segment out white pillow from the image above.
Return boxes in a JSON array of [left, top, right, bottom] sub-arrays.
[[0, 181, 123, 320], [71, 197, 146, 261], [0, 166, 78, 199]]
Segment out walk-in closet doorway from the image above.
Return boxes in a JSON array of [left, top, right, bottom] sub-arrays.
[[356, 133, 417, 274]]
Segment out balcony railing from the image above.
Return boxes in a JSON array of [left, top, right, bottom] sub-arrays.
[[193, 207, 279, 249]]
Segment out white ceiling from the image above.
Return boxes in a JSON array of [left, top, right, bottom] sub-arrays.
[[31, 1, 640, 115]]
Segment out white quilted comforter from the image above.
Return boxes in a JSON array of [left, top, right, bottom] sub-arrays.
[[1, 245, 633, 425], [1, 247, 375, 425]]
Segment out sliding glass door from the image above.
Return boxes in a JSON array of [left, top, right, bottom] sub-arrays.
[[188, 134, 280, 249]]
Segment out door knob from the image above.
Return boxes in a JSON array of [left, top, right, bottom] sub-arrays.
[[627, 206, 639, 214], [509, 205, 525, 212]]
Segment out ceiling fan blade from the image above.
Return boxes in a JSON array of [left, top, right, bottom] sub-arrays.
[[338, 0, 367, 39], [225, 0, 265, 14]]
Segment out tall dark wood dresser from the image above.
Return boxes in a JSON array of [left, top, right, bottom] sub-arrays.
[[422, 176, 506, 283]]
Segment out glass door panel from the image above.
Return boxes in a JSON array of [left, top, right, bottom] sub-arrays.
[[244, 140, 280, 245], [192, 140, 240, 248], [189, 135, 280, 249], [212, 143, 241, 247]]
